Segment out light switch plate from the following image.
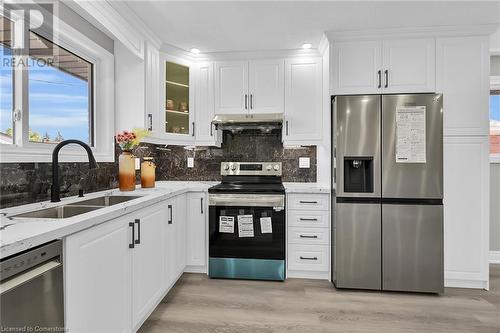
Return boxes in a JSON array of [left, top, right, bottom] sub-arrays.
[[135, 158, 140, 170], [299, 157, 310, 168], [187, 157, 194, 168]]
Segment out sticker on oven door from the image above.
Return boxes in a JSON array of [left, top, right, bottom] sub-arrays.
[[237, 215, 254, 237], [260, 217, 272, 234], [219, 216, 234, 233]]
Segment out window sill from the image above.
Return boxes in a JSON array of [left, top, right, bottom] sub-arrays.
[[0, 144, 114, 163], [491, 155, 500, 164]]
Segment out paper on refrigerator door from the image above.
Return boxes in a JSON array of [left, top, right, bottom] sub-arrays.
[[237, 215, 254, 237], [219, 216, 234, 233], [395, 106, 426, 163], [260, 217, 272, 234]]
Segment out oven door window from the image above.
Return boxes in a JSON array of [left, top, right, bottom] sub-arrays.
[[209, 206, 285, 260]]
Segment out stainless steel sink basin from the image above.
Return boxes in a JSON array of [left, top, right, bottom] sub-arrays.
[[68, 195, 141, 207], [12, 205, 102, 219]]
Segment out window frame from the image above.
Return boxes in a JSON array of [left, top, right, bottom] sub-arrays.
[[490, 75, 500, 163], [0, 7, 114, 163]]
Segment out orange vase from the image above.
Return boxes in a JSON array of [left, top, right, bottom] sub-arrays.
[[119, 151, 136, 191], [141, 157, 156, 188]]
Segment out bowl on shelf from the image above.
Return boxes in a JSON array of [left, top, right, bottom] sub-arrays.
[[179, 102, 188, 112], [166, 99, 174, 110]]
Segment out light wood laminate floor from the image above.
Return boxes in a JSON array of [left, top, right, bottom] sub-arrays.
[[139, 265, 500, 333]]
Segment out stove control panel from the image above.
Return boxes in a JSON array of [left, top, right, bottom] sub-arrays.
[[221, 162, 282, 176]]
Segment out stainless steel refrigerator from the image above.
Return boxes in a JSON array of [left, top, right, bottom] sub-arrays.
[[332, 94, 444, 293]]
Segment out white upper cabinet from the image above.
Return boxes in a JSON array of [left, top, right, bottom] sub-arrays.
[[382, 38, 435, 93], [283, 57, 323, 143], [215, 61, 249, 114], [332, 40, 382, 95], [194, 62, 221, 146], [215, 59, 284, 115], [436, 36, 490, 136], [331, 38, 436, 95], [248, 59, 284, 114]]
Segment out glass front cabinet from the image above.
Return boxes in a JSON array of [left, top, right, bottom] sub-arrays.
[[157, 55, 195, 142]]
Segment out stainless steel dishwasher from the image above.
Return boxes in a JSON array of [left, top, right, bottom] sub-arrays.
[[0, 240, 64, 331]]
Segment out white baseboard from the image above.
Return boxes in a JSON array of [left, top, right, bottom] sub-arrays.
[[287, 270, 330, 280], [444, 278, 488, 290], [490, 251, 500, 264], [184, 265, 207, 274]]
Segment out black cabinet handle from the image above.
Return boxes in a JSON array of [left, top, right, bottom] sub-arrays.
[[299, 200, 317, 204], [299, 235, 318, 239], [192, 122, 195, 136], [384, 69, 388, 88], [285, 120, 289, 136], [299, 218, 318, 221], [129, 222, 135, 249], [377, 70, 381, 89], [300, 256, 318, 260], [147, 114, 153, 131], [200, 197, 204, 214], [244, 94, 248, 110], [134, 219, 140, 245], [210, 123, 213, 136], [168, 204, 173, 224], [250, 94, 253, 109]]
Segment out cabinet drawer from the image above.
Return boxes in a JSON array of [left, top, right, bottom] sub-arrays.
[[288, 227, 329, 245], [287, 244, 329, 272], [288, 194, 329, 211], [287, 210, 329, 228]]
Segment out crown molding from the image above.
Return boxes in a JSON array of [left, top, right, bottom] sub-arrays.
[[195, 48, 321, 62], [326, 24, 500, 42], [318, 33, 329, 55]]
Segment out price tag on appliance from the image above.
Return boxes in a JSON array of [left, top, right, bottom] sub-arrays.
[[237, 215, 254, 237], [396, 106, 427, 163], [260, 217, 272, 234], [219, 216, 234, 233]]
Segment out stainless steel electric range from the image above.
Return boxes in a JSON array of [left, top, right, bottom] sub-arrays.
[[208, 162, 285, 281]]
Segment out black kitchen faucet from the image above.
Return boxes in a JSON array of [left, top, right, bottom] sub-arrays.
[[51, 139, 98, 202]]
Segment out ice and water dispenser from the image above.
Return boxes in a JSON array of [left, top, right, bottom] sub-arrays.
[[343, 157, 374, 193]]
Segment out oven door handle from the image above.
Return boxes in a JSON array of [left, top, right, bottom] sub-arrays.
[[209, 194, 285, 207], [0, 260, 61, 294]]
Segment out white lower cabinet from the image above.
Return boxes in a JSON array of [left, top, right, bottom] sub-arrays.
[[185, 192, 207, 272], [65, 198, 187, 333], [65, 213, 133, 333], [286, 193, 330, 280], [131, 206, 167, 331]]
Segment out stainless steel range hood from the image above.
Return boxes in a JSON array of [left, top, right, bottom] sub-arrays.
[[212, 113, 283, 132]]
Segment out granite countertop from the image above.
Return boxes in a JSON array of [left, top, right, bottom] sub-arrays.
[[0, 181, 329, 258]]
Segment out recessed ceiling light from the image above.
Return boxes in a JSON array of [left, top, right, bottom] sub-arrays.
[[301, 43, 312, 49], [190, 48, 200, 54]]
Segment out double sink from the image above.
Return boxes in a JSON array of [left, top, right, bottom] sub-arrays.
[[12, 195, 141, 219]]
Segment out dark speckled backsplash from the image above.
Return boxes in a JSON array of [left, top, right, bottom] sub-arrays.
[[0, 130, 316, 208]]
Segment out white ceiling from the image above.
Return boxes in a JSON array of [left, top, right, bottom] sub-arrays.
[[126, 1, 500, 53]]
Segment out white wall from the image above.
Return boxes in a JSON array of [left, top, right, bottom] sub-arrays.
[[114, 42, 145, 131]]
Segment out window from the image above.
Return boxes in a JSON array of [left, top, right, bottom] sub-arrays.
[[0, 15, 13, 144], [491, 88, 500, 157], [0, 9, 114, 162], [28, 31, 93, 144]]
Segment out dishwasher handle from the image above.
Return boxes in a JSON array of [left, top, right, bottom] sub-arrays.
[[0, 260, 61, 294]]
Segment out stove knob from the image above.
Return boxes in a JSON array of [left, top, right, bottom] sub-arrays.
[[273, 164, 280, 171], [230, 164, 237, 171], [223, 164, 230, 171], [266, 165, 272, 171]]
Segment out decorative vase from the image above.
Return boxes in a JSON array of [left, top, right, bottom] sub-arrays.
[[141, 157, 156, 188], [119, 151, 136, 191]]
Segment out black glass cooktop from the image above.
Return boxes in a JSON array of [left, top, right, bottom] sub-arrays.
[[209, 176, 285, 194]]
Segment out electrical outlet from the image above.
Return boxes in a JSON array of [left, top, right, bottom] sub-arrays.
[[299, 157, 310, 168], [187, 157, 194, 168], [135, 158, 140, 170]]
